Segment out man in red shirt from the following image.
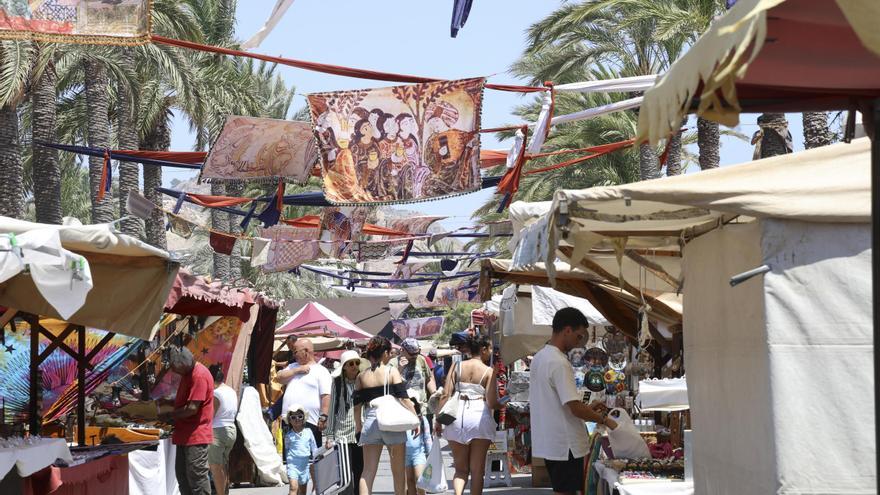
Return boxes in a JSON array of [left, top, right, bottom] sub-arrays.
[[161, 347, 215, 495]]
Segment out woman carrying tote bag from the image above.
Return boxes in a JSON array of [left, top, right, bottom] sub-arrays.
[[354, 336, 419, 495]]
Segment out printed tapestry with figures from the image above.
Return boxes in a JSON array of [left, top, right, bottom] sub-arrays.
[[0, 0, 151, 44], [307, 78, 485, 205]]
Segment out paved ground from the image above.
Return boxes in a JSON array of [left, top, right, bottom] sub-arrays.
[[230, 442, 548, 495]]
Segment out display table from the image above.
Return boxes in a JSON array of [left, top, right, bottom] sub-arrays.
[[0, 438, 73, 478], [593, 460, 693, 495]]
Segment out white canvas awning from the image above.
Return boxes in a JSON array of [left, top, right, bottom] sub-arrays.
[[637, 377, 688, 412], [0, 217, 179, 340]]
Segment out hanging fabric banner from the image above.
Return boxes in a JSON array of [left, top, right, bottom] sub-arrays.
[[307, 78, 485, 205], [258, 225, 319, 273], [319, 206, 368, 258], [0, 0, 151, 45], [384, 216, 447, 239], [393, 316, 445, 339], [199, 116, 317, 185], [402, 279, 480, 308]]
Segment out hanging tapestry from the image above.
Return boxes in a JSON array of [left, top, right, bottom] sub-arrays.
[[167, 213, 196, 239], [199, 116, 318, 184], [307, 77, 485, 205], [384, 216, 447, 239], [402, 279, 480, 309], [356, 242, 389, 262], [319, 206, 368, 258], [209, 232, 237, 255], [0, 0, 151, 44], [259, 225, 319, 273], [0, 323, 136, 424], [392, 316, 444, 339]]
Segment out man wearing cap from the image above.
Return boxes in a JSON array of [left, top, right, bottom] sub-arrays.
[[326, 350, 368, 494], [391, 338, 436, 432]]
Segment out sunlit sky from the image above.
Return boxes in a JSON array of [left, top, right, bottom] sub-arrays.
[[167, 1, 812, 230]]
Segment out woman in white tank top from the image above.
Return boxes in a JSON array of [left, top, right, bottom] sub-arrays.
[[436, 335, 500, 495], [208, 365, 238, 495]]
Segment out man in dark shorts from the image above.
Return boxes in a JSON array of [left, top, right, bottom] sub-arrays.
[[529, 308, 617, 494]]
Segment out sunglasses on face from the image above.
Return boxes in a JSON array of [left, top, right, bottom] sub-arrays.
[[288, 413, 305, 421], [345, 360, 361, 367]]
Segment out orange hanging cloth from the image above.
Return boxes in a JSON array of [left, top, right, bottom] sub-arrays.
[[113, 149, 207, 164], [97, 149, 110, 202], [187, 193, 253, 208]]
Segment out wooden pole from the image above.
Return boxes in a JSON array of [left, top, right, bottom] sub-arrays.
[[29, 316, 39, 435], [77, 325, 86, 446]]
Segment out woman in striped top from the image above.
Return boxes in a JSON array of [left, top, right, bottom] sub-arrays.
[[326, 350, 369, 494]]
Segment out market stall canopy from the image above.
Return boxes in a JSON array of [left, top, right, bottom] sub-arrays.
[[164, 269, 261, 321], [276, 301, 373, 341], [636, 0, 880, 144], [0, 217, 178, 340], [284, 297, 391, 335]]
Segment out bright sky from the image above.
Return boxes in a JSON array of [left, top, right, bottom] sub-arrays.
[[167, 1, 813, 230]]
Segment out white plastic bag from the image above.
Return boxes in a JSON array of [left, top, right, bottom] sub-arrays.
[[417, 436, 448, 493], [607, 408, 651, 459]]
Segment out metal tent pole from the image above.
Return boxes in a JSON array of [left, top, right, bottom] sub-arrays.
[[873, 100, 879, 469]]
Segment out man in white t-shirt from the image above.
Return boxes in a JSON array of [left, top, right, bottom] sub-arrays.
[[277, 339, 332, 445], [529, 308, 617, 495]]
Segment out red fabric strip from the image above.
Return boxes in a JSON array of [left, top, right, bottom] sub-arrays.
[[113, 149, 207, 164], [495, 126, 529, 198], [210, 232, 237, 255], [276, 180, 285, 212], [479, 125, 523, 133], [97, 149, 110, 202], [152, 36, 548, 93], [281, 215, 411, 237], [480, 149, 508, 168], [188, 193, 254, 208], [362, 224, 410, 237]]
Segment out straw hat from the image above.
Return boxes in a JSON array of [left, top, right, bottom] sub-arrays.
[[332, 350, 369, 378]]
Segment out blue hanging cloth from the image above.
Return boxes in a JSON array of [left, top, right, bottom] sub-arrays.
[[240, 201, 260, 230], [256, 200, 281, 227], [426, 278, 441, 301], [450, 0, 474, 38]]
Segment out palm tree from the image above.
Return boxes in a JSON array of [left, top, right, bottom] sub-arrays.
[[756, 113, 791, 158], [116, 47, 141, 237], [83, 55, 115, 224], [0, 40, 33, 219], [31, 43, 63, 224], [802, 112, 832, 149], [696, 117, 719, 169]]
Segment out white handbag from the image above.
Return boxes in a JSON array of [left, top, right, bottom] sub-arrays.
[[371, 366, 419, 432], [436, 356, 461, 426]]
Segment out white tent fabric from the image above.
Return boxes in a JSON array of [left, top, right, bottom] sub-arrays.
[[238, 386, 287, 486], [0, 229, 92, 320], [531, 285, 608, 327], [0, 217, 178, 340], [128, 439, 180, 495], [683, 221, 874, 494], [637, 377, 688, 412]]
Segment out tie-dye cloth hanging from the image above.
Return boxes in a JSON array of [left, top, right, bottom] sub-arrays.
[[319, 206, 368, 258], [0, 0, 151, 44], [199, 116, 318, 184], [402, 279, 480, 308], [307, 78, 485, 205], [259, 225, 320, 273]]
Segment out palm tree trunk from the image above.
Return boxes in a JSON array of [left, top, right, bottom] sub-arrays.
[[0, 104, 24, 219], [665, 119, 687, 176], [696, 117, 719, 170], [802, 112, 832, 149], [211, 182, 231, 281], [116, 48, 141, 238], [84, 58, 114, 224], [31, 56, 62, 224], [638, 143, 660, 181], [758, 113, 790, 158], [141, 117, 169, 250], [226, 182, 244, 280]]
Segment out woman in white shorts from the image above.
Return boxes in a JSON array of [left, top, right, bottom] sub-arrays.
[[436, 335, 500, 495]]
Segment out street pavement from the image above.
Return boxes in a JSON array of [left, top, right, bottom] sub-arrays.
[[230, 442, 549, 495]]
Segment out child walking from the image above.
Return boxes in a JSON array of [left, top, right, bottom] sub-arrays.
[[284, 404, 317, 495]]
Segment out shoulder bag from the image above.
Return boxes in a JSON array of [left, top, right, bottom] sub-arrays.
[[435, 356, 461, 426], [371, 366, 419, 432]]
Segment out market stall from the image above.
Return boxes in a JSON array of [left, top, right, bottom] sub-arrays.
[[0, 217, 180, 493], [497, 138, 873, 493]]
